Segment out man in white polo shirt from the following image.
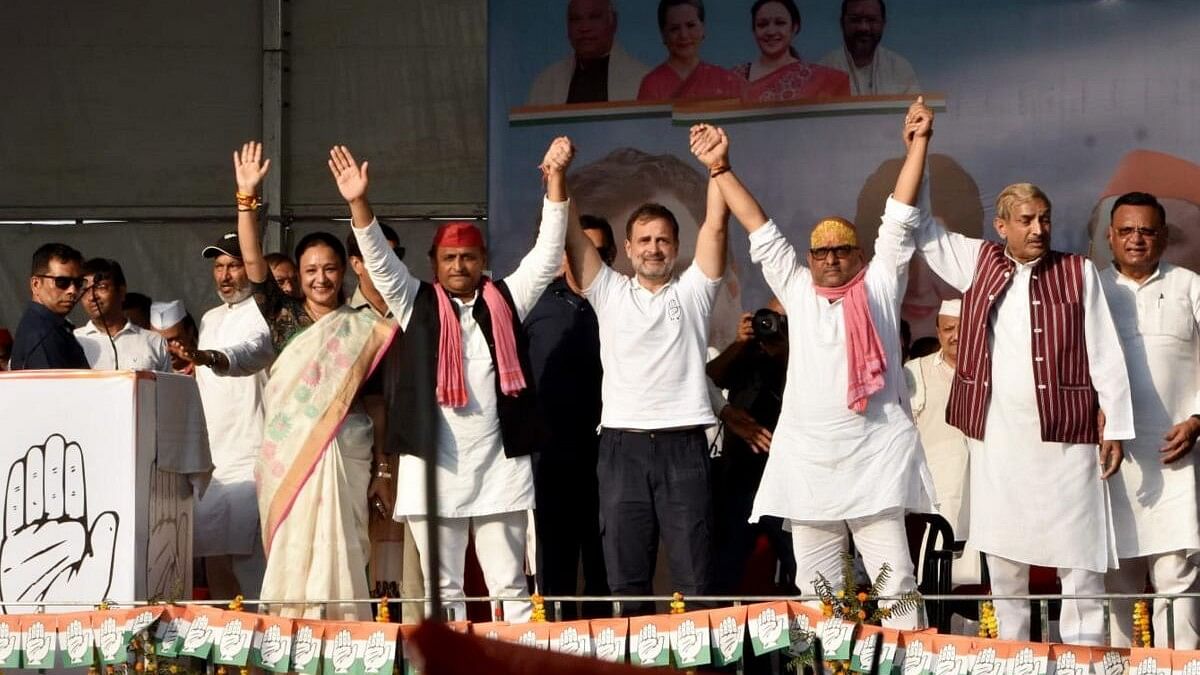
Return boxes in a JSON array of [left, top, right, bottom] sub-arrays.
[[75, 257, 171, 371], [564, 136, 729, 615]]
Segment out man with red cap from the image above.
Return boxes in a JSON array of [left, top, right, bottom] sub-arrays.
[[685, 99, 936, 628], [335, 138, 574, 623]]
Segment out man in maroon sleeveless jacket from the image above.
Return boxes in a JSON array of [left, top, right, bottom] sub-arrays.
[[915, 182, 1134, 645]]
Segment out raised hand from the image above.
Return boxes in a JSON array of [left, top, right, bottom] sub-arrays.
[[903, 96, 934, 149], [293, 625, 319, 669], [219, 618, 245, 660], [24, 620, 51, 665], [258, 624, 287, 668], [689, 124, 729, 170], [1, 435, 119, 612], [541, 136, 575, 177], [636, 623, 664, 664], [362, 631, 389, 672], [96, 616, 122, 661], [328, 145, 370, 203], [754, 607, 783, 648], [594, 627, 619, 662], [234, 141, 272, 196], [676, 619, 702, 662], [331, 629, 356, 673]]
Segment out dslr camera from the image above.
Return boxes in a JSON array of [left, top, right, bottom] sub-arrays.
[[751, 308, 787, 342]]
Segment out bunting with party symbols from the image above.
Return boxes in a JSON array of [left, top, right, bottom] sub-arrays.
[[628, 614, 672, 667], [709, 604, 748, 667], [56, 611, 97, 668], [19, 614, 56, 670], [250, 615, 295, 673]]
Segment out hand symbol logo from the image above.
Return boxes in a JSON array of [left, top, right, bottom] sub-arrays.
[[974, 647, 998, 675], [97, 617, 122, 660], [676, 619, 702, 662], [24, 620, 51, 664], [293, 626, 318, 669], [183, 614, 211, 653], [557, 627, 581, 655], [1138, 657, 1159, 675], [0, 623, 18, 662], [517, 630, 538, 648], [1012, 648, 1038, 675], [717, 616, 741, 660], [858, 633, 879, 669], [259, 625, 286, 667], [821, 618, 851, 654], [65, 619, 90, 662], [130, 610, 156, 635], [1102, 651, 1127, 675], [636, 624, 664, 664], [594, 627, 619, 662], [1182, 659, 1200, 675], [758, 608, 783, 646], [331, 629, 356, 674], [937, 645, 958, 675], [904, 640, 926, 675], [1, 436, 119, 611], [362, 631, 389, 672], [219, 619, 245, 660]]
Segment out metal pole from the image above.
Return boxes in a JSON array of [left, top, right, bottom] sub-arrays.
[[261, 0, 286, 254], [424, 451, 444, 622]]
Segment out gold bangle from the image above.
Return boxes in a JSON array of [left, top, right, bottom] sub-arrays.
[[235, 192, 261, 209]]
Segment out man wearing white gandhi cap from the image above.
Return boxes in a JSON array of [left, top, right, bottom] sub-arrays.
[[150, 300, 199, 375]]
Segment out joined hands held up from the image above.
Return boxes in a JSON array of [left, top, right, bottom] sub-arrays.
[[689, 124, 730, 173], [540, 136, 575, 177], [903, 96, 934, 149]]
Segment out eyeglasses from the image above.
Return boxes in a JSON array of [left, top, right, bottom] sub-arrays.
[[1113, 226, 1163, 239], [34, 274, 86, 290], [810, 246, 858, 261]]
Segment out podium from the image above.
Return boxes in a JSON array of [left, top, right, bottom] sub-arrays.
[[0, 370, 211, 613]]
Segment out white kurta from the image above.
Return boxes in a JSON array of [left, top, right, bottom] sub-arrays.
[[354, 198, 568, 518], [1100, 263, 1200, 559], [193, 296, 274, 556], [914, 220, 1135, 573], [818, 45, 920, 96], [750, 196, 936, 524], [905, 351, 970, 538], [526, 42, 650, 105], [74, 320, 171, 371]]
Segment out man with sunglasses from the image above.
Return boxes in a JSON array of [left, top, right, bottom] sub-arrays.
[[11, 242, 90, 370], [690, 98, 936, 628]]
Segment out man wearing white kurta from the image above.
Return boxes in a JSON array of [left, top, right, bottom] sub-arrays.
[[526, 0, 648, 105], [187, 234, 275, 599], [1099, 191, 1200, 649], [819, 0, 920, 96], [915, 182, 1133, 645], [696, 99, 937, 629], [348, 139, 573, 623]]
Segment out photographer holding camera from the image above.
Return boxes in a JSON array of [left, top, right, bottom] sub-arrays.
[[706, 298, 796, 594]]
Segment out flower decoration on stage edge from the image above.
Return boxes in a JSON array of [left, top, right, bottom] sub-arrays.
[[793, 551, 923, 675], [978, 600, 998, 639], [377, 595, 390, 623], [1133, 598, 1152, 647], [531, 593, 547, 622], [670, 592, 686, 615]]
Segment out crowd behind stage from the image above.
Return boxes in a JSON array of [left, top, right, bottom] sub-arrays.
[[1, 99, 1197, 651]]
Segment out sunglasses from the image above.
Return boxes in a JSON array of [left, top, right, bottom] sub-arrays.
[[35, 274, 86, 290], [810, 245, 858, 261]]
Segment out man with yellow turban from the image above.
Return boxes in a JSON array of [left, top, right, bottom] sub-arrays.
[[689, 98, 937, 628]]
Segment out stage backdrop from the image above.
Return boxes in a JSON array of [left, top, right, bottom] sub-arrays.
[[488, 0, 1200, 340]]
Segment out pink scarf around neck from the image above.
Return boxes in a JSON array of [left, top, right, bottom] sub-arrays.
[[812, 267, 886, 413], [434, 278, 526, 408]]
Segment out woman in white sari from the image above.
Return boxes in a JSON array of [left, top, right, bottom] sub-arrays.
[[232, 142, 397, 620]]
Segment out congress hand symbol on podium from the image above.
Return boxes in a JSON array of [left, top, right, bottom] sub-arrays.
[[1, 435, 119, 611]]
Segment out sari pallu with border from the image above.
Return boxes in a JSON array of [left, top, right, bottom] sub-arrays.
[[255, 305, 397, 620]]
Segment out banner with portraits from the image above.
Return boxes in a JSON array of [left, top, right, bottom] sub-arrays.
[[487, 0, 1200, 339]]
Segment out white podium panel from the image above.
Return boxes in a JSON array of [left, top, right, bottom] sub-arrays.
[[0, 370, 210, 613]]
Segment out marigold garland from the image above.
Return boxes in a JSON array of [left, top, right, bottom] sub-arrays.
[[530, 593, 547, 622], [670, 592, 686, 615], [1133, 599, 1152, 647], [978, 600, 998, 639]]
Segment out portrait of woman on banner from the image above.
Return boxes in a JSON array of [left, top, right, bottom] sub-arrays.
[[637, 0, 744, 102], [733, 0, 850, 102], [229, 142, 398, 621]]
